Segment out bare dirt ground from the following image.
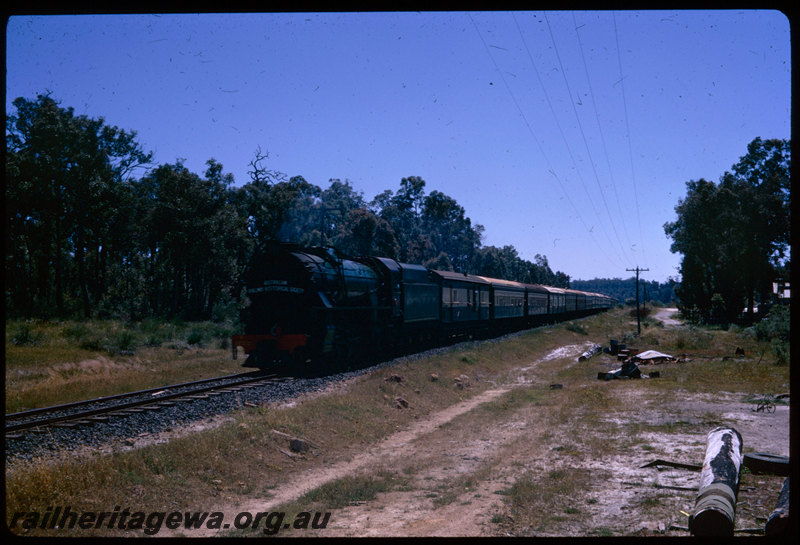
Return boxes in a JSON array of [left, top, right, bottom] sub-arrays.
[[651, 307, 683, 327], [145, 309, 788, 538], [199, 313, 789, 538]]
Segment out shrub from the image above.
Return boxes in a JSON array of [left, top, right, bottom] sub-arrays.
[[672, 326, 712, 350], [107, 329, 138, 354], [79, 335, 105, 351], [565, 323, 588, 335], [754, 305, 790, 343], [772, 339, 790, 366], [60, 322, 91, 342], [187, 329, 204, 346], [629, 306, 652, 319], [11, 323, 44, 346]]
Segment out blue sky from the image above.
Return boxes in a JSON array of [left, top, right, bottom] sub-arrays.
[[5, 10, 791, 283]]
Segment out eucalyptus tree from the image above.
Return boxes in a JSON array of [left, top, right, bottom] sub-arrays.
[[136, 160, 249, 319], [664, 138, 790, 324], [6, 94, 152, 317]]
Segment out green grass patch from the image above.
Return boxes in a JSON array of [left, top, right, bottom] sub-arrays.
[[297, 473, 397, 509]]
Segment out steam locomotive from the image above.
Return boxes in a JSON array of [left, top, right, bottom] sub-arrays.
[[231, 243, 614, 373]]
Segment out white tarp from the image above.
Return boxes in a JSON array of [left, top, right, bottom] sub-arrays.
[[632, 350, 673, 361]]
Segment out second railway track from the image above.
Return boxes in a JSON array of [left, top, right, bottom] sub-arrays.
[[5, 334, 510, 463], [5, 372, 288, 436]]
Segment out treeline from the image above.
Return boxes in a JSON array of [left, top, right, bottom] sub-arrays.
[[570, 278, 675, 306], [6, 94, 570, 321], [664, 137, 790, 324]]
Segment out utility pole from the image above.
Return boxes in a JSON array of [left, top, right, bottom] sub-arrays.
[[627, 267, 649, 335]]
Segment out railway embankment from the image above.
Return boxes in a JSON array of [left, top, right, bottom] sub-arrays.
[[5, 308, 790, 537]]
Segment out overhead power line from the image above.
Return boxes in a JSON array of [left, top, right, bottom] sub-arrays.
[[613, 11, 647, 268], [468, 13, 616, 267], [544, 12, 632, 267], [571, 12, 634, 261], [509, 12, 627, 269]]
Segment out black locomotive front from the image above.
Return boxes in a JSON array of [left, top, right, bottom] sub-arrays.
[[232, 244, 388, 371]]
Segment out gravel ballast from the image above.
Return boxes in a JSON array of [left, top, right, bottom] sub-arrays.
[[5, 330, 536, 463]]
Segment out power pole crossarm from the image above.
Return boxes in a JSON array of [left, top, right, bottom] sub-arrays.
[[627, 267, 650, 335]]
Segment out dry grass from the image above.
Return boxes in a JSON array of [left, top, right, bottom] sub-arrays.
[[5, 308, 790, 537], [496, 467, 595, 533], [5, 319, 241, 412], [5, 316, 579, 536]]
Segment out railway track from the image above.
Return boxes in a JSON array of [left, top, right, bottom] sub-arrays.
[[5, 371, 288, 438]]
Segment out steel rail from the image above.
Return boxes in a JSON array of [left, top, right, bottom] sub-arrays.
[[5, 372, 283, 434]]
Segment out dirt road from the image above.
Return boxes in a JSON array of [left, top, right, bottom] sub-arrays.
[[211, 338, 789, 537], [651, 307, 683, 327]]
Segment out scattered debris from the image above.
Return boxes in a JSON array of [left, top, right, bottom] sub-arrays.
[[641, 459, 702, 471], [384, 374, 403, 383], [578, 343, 602, 361], [765, 476, 790, 537], [616, 348, 638, 361], [289, 438, 312, 453], [733, 528, 766, 535], [271, 429, 320, 457], [632, 350, 674, 364], [752, 398, 776, 413], [279, 448, 300, 460], [747, 393, 789, 414], [598, 361, 658, 380], [742, 453, 790, 476], [654, 484, 698, 492], [393, 397, 409, 409], [607, 339, 626, 355]]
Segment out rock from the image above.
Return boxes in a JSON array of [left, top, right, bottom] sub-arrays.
[[393, 397, 409, 409], [385, 374, 403, 383], [430, 373, 439, 382]]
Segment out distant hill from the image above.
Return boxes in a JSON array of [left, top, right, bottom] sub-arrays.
[[570, 277, 676, 305]]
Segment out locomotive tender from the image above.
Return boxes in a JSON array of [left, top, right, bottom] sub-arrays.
[[232, 243, 615, 372]]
